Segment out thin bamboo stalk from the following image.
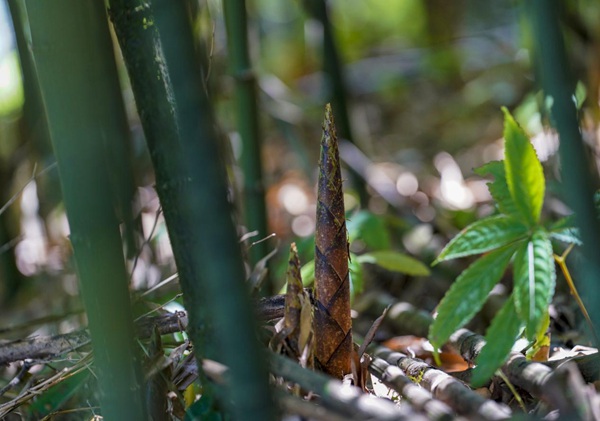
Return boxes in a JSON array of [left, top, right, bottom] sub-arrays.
[[303, 0, 369, 206], [4, 0, 45, 302], [528, 0, 600, 346], [223, 0, 270, 270], [23, 1, 146, 419]]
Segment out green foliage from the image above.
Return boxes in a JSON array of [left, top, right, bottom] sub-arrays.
[[346, 210, 392, 250], [290, 210, 426, 299], [471, 296, 523, 387], [300, 260, 316, 288], [434, 215, 528, 263], [549, 227, 582, 245], [512, 229, 556, 340], [474, 161, 519, 216], [356, 250, 430, 277], [429, 244, 517, 350], [298, 249, 426, 301], [349, 254, 364, 297], [185, 395, 226, 421], [502, 107, 545, 226], [594, 190, 600, 210], [346, 210, 427, 284], [548, 216, 581, 245], [30, 370, 89, 417], [430, 109, 567, 386]]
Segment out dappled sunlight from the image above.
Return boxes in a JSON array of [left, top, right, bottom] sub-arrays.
[[16, 182, 47, 276], [291, 214, 315, 237], [396, 171, 418, 196], [530, 131, 559, 162], [434, 152, 474, 210], [277, 183, 309, 215]]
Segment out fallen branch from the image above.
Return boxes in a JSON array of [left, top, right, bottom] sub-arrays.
[[0, 355, 92, 417], [544, 350, 600, 383], [370, 292, 600, 375], [275, 390, 357, 421], [501, 354, 592, 418], [0, 311, 188, 365], [0, 294, 285, 366], [0, 330, 91, 366], [2, 292, 598, 419], [449, 327, 593, 417], [369, 357, 457, 421], [178, 347, 432, 420], [371, 346, 511, 420], [201, 352, 430, 421], [269, 352, 428, 421]]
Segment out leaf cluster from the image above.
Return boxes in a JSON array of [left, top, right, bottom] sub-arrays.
[[295, 210, 429, 300], [429, 108, 578, 386]]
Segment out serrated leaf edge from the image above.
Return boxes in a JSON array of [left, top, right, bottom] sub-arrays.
[[434, 215, 528, 265], [429, 244, 518, 350]]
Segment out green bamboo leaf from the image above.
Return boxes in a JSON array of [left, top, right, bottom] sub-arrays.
[[357, 250, 430, 276], [474, 161, 519, 216], [349, 254, 364, 299], [429, 244, 517, 350], [223, 0, 269, 268], [292, 253, 362, 299], [513, 229, 556, 340], [502, 108, 545, 226], [283, 258, 361, 293], [301, 260, 315, 287], [434, 215, 528, 264], [471, 295, 523, 388], [346, 210, 392, 250]]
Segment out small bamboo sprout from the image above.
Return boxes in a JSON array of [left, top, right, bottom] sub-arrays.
[[313, 103, 352, 378], [283, 242, 304, 355], [272, 243, 313, 367]]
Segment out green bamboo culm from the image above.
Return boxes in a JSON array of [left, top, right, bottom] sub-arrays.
[[4, 0, 48, 303], [13, 0, 140, 260], [108, 1, 276, 419], [23, 1, 146, 419], [8, 0, 64, 249], [528, 0, 600, 345], [223, 0, 270, 274], [303, 0, 369, 207], [7, 0, 51, 159]]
